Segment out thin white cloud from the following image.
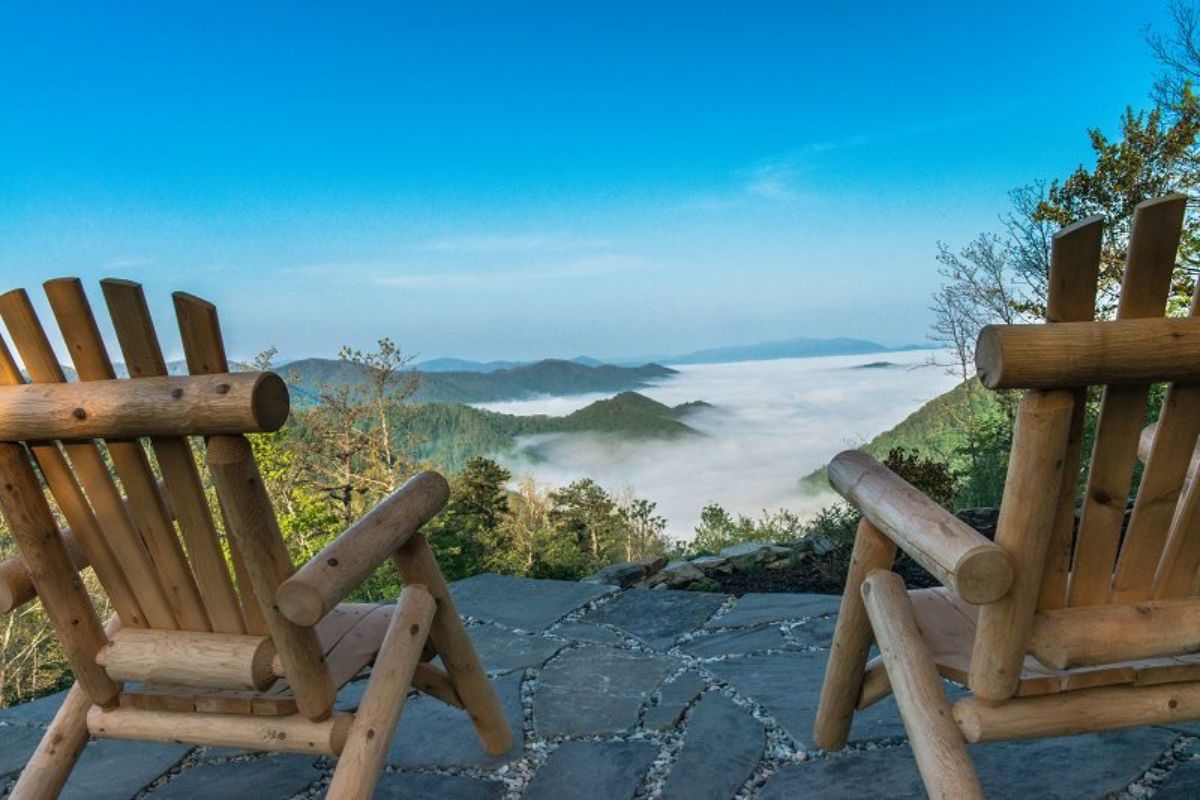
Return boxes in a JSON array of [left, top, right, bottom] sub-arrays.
[[284, 252, 646, 291], [696, 110, 1007, 211], [103, 256, 152, 269], [742, 162, 804, 201], [416, 233, 612, 254], [376, 253, 646, 289]]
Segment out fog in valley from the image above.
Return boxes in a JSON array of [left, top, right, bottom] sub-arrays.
[[475, 350, 962, 541]]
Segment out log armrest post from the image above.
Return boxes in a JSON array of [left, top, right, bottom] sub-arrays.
[[276, 472, 450, 627], [829, 450, 1014, 604]]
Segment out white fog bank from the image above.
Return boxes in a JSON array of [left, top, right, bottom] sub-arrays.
[[475, 350, 962, 541]]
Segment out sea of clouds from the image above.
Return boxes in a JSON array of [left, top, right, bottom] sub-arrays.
[[474, 350, 962, 542]]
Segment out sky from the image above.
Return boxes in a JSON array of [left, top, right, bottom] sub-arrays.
[[0, 1, 1178, 363]]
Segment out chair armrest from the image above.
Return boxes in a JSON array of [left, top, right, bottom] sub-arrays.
[[277, 471, 450, 626], [829, 451, 1013, 604]]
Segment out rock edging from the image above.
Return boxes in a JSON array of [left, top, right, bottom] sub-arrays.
[[581, 507, 1002, 592]]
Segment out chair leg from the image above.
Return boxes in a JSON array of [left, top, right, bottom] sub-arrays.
[[327, 585, 437, 800], [10, 683, 92, 799], [814, 519, 896, 750], [391, 533, 513, 755], [862, 571, 983, 800]]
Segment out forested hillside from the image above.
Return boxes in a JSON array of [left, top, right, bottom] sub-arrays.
[[803, 379, 1013, 508], [282, 357, 675, 404], [398, 391, 707, 472]]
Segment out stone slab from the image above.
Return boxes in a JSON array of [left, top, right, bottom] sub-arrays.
[[146, 753, 319, 799], [583, 562, 646, 588], [0, 723, 49, 779], [1157, 757, 1200, 799], [334, 677, 368, 712], [643, 671, 707, 731], [705, 651, 912, 746], [661, 693, 764, 800], [581, 589, 726, 649], [450, 573, 612, 630], [681, 625, 790, 659], [0, 688, 68, 725], [535, 645, 674, 736], [550, 622, 626, 645], [373, 771, 506, 799], [787, 615, 838, 648], [707, 593, 841, 628], [524, 740, 658, 800], [465, 623, 566, 673], [759, 727, 1177, 799], [387, 671, 524, 768], [60, 740, 193, 800]]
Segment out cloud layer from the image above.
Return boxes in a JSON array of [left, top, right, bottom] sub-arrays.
[[476, 350, 961, 541]]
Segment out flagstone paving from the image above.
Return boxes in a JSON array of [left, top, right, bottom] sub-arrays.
[[0, 575, 1194, 798]]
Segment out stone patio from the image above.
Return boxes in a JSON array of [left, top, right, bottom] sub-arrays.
[[1, 574, 1197, 798]]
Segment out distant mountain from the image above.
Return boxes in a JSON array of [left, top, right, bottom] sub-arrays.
[[416, 354, 607, 372], [652, 337, 923, 366], [280, 358, 676, 405], [398, 391, 707, 471], [416, 358, 524, 373], [554, 391, 707, 438]]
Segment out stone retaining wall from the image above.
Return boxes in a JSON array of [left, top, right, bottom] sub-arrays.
[[582, 507, 1002, 592]]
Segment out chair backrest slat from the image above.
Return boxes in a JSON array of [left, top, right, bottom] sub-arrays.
[[0, 288, 179, 629], [0, 441, 119, 706], [0, 336, 147, 627], [1036, 215, 1102, 611], [970, 390, 1075, 701], [101, 279, 247, 635], [43, 279, 211, 631], [207, 434, 336, 718], [1154, 455, 1200, 598], [1066, 194, 1186, 607], [1111, 290, 1200, 602], [172, 291, 270, 635]]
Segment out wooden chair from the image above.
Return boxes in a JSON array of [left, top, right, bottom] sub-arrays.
[[0, 278, 511, 800], [814, 193, 1200, 798]]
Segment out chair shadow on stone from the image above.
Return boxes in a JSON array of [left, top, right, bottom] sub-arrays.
[[0, 278, 510, 799], [815, 193, 1200, 798]]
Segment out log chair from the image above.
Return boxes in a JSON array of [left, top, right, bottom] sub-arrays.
[[0, 278, 511, 800], [815, 194, 1200, 797]]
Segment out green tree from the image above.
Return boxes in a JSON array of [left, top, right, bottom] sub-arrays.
[[292, 339, 422, 526], [882, 447, 960, 509], [425, 457, 512, 580], [690, 503, 807, 554], [244, 347, 341, 561], [544, 479, 623, 577], [493, 477, 552, 574], [1029, 101, 1200, 316], [616, 494, 671, 562]]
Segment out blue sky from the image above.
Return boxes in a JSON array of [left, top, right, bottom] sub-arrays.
[[0, 1, 1176, 362]]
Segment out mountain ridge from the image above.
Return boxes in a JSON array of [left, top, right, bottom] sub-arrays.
[[397, 390, 709, 472], [280, 357, 677, 405], [410, 335, 925, 371]]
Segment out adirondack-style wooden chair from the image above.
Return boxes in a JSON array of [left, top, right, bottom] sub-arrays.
[[0, 278, 511, 800], [813, 193, 1200, 798]]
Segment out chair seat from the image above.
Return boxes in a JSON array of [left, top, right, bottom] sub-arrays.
[[902, 588, 1200, 698], [119, 603, 397, 716]]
